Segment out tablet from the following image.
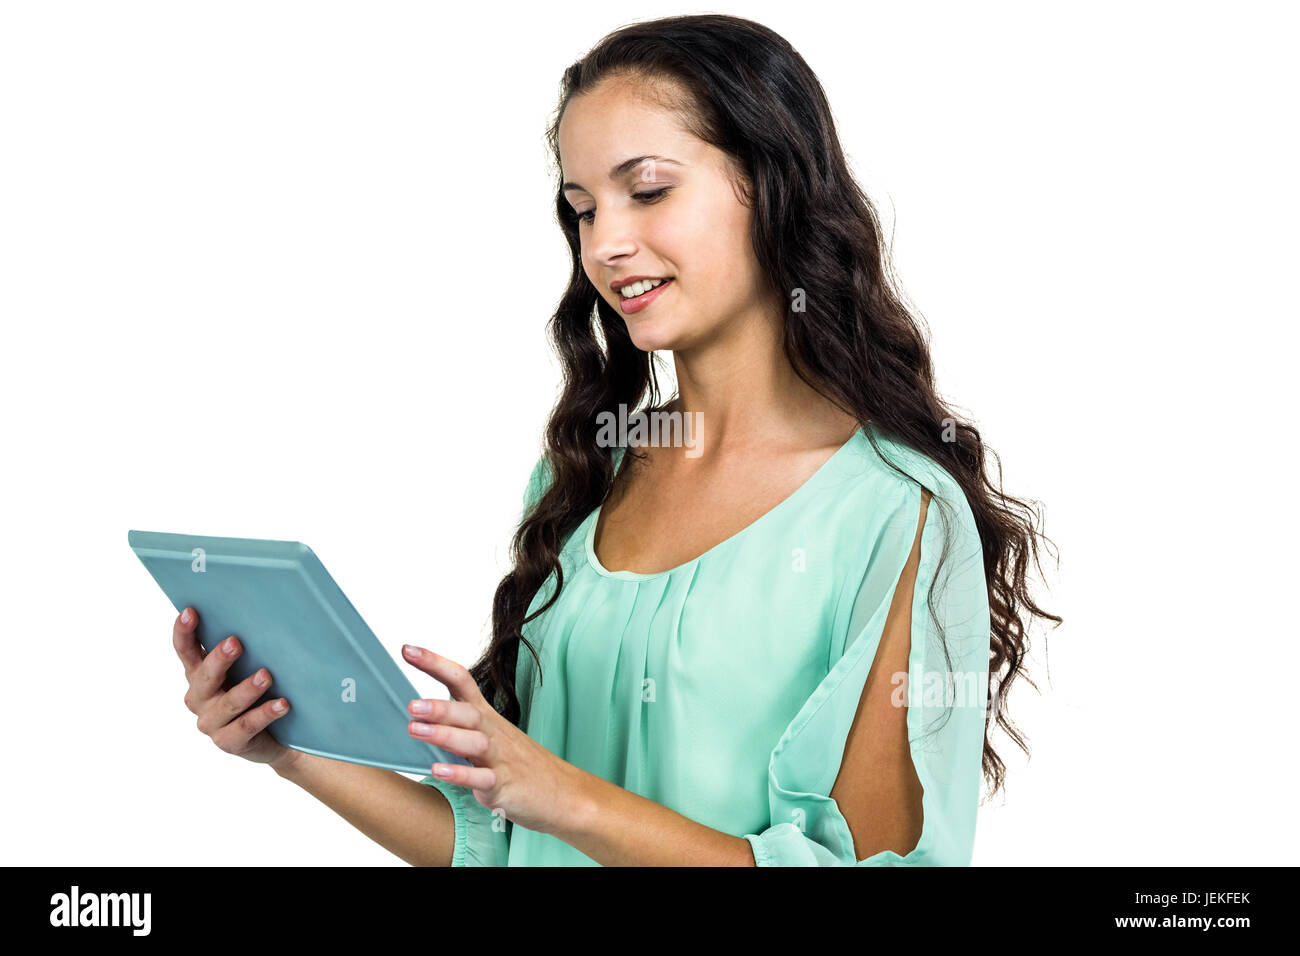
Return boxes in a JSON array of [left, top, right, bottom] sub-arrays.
[[129, 529, 472, 775]]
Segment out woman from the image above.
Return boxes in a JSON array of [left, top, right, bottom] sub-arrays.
[[174, 13, 1058, 866]]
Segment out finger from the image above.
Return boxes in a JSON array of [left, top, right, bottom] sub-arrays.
[[198, 667, 275, 736], [428, 762, 497, 793], [211, 697, 290, 755], [407, 697, 481, 729], [408, 722, 489, 760], [172, 607, 204, 677], [191, 634, 243, 701], [401, 645, 480, 703]]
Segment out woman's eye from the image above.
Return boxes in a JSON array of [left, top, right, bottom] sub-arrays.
[[633, 187, 671, 205], [575, 187, 671, 225]]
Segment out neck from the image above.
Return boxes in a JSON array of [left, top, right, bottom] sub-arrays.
[[665, 309, 856, 454]]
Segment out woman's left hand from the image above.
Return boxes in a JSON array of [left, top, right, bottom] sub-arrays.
[[401, 643, 589, 837]]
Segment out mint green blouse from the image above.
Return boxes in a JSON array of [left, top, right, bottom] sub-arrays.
[[419, 423, 992, 865]]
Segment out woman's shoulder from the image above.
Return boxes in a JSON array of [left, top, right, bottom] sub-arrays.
[[835, 423, 975, 527]]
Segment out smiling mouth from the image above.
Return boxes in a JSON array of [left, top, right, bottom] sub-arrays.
[[618, 278, 673, 302], [616, 277, 674, 316]]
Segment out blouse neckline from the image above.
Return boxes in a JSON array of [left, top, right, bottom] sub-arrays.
[[583, 423, 867, 582]]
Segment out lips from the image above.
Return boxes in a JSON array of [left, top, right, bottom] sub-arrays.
[[617, 277, 673, 315]]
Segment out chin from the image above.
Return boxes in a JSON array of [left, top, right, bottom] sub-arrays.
[[625, 324, 688, 352]]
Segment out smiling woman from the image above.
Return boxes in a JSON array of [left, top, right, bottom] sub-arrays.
[[410, 13, 1060, 866], [556, 90, 765, 353]]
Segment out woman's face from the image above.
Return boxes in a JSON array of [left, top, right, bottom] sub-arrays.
[[558, 77, 770, 354]]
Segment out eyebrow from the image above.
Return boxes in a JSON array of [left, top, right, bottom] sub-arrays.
[[562, 155, 683, 194]]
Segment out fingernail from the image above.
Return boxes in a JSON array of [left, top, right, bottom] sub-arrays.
[[272, 700, 286, 712], [403, 644, 419, 657], [433, 764, 452, 777], [410, 700, 430, 715], [181, 608, 192, 625], [224, 637, 237, 655]]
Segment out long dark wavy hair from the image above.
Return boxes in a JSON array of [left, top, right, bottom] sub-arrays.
[[469, 13, 1061, 799]]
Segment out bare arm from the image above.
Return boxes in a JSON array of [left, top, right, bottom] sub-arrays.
[[558, 767, 757, 866], [271, 749, 457, 866]]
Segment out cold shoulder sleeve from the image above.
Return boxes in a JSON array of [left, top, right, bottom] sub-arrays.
[[742, 469, 992, 866], [412, 455, 553, 866]]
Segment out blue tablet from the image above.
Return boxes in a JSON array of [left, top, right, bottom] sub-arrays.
[[129, 529, 472, 775]]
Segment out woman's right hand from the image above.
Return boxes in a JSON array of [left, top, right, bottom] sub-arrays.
[[173, 606, 297, 772]]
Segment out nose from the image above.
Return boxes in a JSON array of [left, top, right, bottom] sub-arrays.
[[586, 209, 639, 266]]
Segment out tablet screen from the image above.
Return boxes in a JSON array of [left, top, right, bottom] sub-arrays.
[[130, 530, 472, 775]]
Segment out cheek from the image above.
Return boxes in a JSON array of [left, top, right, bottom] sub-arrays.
[[674, 235, 754, 313], [581, 254, 605, 295], [673, 196, 754, 285]]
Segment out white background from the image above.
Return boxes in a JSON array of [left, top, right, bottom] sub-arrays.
[[2, 0, 1295, 865]]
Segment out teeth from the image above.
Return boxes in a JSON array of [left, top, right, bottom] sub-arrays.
[[619, 278, 667, 298]]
